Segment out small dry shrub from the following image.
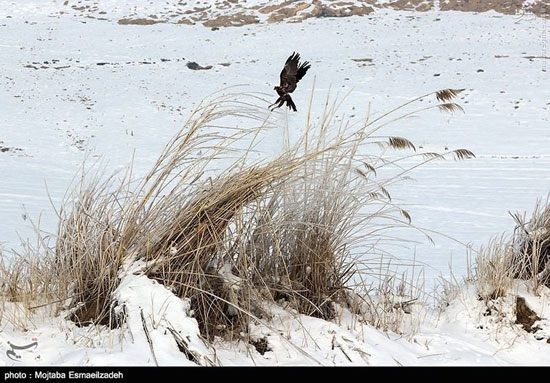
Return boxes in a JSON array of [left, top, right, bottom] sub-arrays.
[[54, 171, 128, 326], [512, 199, 550, 289], [143, 163, 299, 339], [474, 237, 517, 300], [472, 198, 550, 302]]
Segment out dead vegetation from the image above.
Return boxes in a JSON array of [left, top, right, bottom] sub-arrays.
[[1, 88, 472, 340], [473, 197, 550, 304], [475, 237, 517, 300], [511, 199, 550, 290]]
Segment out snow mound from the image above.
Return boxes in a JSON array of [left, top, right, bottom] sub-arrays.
[[109, 261, 217, 366], [3, 275, 550, 365]]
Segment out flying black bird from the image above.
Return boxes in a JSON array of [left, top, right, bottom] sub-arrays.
[[269, 52, 311, 112]]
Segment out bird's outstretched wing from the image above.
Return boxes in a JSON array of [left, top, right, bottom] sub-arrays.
[[279, 52, 300, 93], [296, 61, 311, 84]]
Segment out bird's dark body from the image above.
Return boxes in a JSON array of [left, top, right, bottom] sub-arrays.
[[270, 52, 311, 112], [275, 86, 286, 97]]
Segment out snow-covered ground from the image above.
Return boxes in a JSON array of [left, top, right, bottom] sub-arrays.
[[1, 0, 549, 366], [1, 0, 548, 285], [2, 267, 550, 366]]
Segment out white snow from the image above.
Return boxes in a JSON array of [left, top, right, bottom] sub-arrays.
[[2, 274, 550, 366]]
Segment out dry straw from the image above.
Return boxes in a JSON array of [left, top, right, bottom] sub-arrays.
[[1, 88, 473, 339], [471, 197, 550, 302]]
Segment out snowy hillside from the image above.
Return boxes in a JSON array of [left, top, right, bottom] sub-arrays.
[[1, 0, 548, 27], [0, 0, 549, 367]]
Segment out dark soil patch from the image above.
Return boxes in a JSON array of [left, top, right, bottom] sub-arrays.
[[251, 337, 271, 355], [515, 296, 541, 332]]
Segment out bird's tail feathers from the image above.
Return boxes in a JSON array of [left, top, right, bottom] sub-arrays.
[[285, 95, 297, 112]]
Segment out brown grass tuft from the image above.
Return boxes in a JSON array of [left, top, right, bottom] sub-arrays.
[[473, 197, 550, 301], [475, 237, 517, 300], [512, 198, 550, 290]]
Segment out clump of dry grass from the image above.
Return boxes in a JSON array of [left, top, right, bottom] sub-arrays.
[[0, 235, 63, 328], [56, 96, 274, 331], [474, 237, 517, 300], [0, 253, 44, 306], [1, 88, 472, 341], [346, 266, 427, 334], [511, 198, 550, 290], [54, 170, 130, 326], [472, 197, 550, 302], [1, 95, 272, 330], [246, 159, 361, 320], [143, 162, 305, 339]]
